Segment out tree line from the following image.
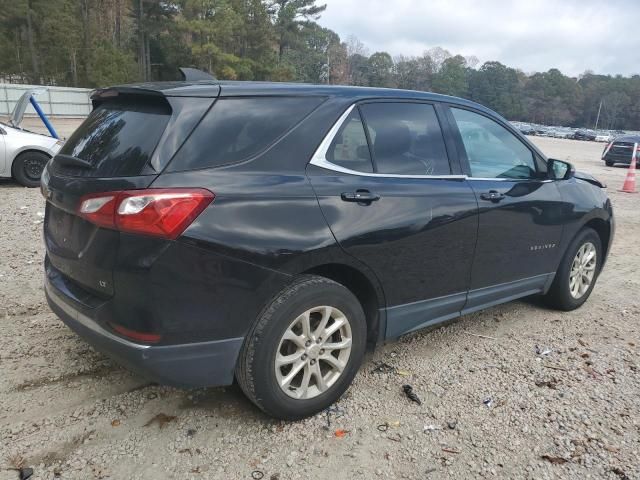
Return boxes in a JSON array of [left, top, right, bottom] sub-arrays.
[[1, 0, 639, 130]]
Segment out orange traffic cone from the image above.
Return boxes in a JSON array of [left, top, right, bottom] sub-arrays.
[[620, 142, 638, 193]]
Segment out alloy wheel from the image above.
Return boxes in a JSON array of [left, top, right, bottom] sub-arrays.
[[275, 306, 352, 400], [569, 242, 597, 299]]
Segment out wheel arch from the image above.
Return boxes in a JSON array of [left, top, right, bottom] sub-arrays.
[[583, 216, 612, 259], [302, 262, 386, 348], [557, 214, 612, 273]]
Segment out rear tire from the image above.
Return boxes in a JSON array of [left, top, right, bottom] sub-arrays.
[[544, 228, 602, 311], [236, 275, 366, 420], [605, 160, 614, 167], [12, 151, 50, 188]]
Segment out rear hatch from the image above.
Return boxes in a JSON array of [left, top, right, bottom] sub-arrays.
[[43, 87, 216, 298], [609, 141, 635, 158]]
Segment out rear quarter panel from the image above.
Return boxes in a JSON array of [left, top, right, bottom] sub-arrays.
[[148, 167, 377, 341], [147, 97, 385, 340]]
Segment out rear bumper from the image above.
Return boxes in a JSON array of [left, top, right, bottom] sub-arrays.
[[45, 274, 243, 388], [603, 153, 634, 164]]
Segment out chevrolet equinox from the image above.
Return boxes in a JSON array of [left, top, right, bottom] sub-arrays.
[[42, 79, 614, 419]]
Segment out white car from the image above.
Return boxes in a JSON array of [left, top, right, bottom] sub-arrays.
[[595, 133, 613, 143], [0, 90, 63, 187]]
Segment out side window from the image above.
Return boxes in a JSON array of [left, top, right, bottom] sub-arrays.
[[326, 109, 373, 172], [450, 108, 537, 179], [359, 102, 451, 175], [168, 97, 324, 171]]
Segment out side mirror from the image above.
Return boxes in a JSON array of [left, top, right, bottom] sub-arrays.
[[547, 158, 575, 180]]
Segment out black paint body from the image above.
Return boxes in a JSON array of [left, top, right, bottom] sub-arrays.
[[42, 81, 614, 387]]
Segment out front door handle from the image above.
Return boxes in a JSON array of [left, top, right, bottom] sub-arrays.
[[341, 190, 380, 204], [479, 190, 505, 202]]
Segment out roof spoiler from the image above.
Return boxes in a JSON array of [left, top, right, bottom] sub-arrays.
[[178, 67, 217, 81]]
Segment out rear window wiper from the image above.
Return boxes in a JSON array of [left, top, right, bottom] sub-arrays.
[[54, 154, 93, 169]]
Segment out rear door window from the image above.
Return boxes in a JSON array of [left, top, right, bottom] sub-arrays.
[[167, 97, 324, 171], [359, 102, 451, 175], [326, 109, 373, 173], [56, 98, 171, 177]]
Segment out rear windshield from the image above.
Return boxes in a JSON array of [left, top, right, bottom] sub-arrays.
[[167, 97, 324, 171], [55, 98, 170, 177]]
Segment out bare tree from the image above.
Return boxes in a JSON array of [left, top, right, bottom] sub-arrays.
[[136, 0, 150, 81], [604, 92, 629, 130], [115, 0, 122, 48], [25, 0, 40, 83], [79, 0, 91, 85], [465, 55, 479, 69], [425, 46, 451, 72], [345, 34, 368, 57]]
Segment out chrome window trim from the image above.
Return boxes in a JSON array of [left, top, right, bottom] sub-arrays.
[[308, 102, 551, 182], [308, 103, 466, 180], [467, 177, 553, 183]]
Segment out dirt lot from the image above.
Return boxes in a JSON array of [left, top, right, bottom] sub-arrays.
[[1, 135, 638, 480]]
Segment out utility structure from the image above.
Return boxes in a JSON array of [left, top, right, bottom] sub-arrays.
[[594, 99, 603, 131]]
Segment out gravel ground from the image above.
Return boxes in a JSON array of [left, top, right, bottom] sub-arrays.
[[1, 136, 639, 480]]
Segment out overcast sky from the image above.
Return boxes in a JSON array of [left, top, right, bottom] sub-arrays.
[[317, 0, 638, 77]]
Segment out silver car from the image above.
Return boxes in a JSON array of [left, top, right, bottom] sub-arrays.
[[0, 90, 63, 187]]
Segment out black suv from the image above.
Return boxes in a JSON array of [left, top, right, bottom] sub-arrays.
[[602, 135, 639, 166], [573, 130, 597, 141], [43, 80, 614, 419]]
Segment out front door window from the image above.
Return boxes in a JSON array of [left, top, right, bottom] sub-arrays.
[[451, 108, 537, 179]]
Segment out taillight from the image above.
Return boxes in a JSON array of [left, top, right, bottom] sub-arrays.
[[78, 188, 214, 239], [108, 322, 162, 344], [78, 194, 118, 229]]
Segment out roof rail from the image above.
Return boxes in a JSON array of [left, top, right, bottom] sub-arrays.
[[179, 67, 217, 81]]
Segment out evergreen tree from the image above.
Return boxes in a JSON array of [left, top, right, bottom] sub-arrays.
[[0, 1, 639, 129]]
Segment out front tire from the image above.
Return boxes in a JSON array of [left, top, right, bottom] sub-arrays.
[[12, 151, 50, 187], [236, 275, 366, 420], [605, 160, 614, 167], [544, 228, 602, 311]]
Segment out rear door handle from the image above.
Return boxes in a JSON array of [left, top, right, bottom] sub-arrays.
[[341, 190, 380, 204], [479, 190, 505, 202]]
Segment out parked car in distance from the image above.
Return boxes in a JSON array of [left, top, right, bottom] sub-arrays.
[[516, 123, 536, 135], [535, 126, 551, 136], [42, 79, 614, 420], [602, 134, 640, 166], [1, 90, 63, 187], [564, 129, 578, 139], [558, 129, 574, 139], [573, 130, 597, 141], [595, 133, 613, 143]]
